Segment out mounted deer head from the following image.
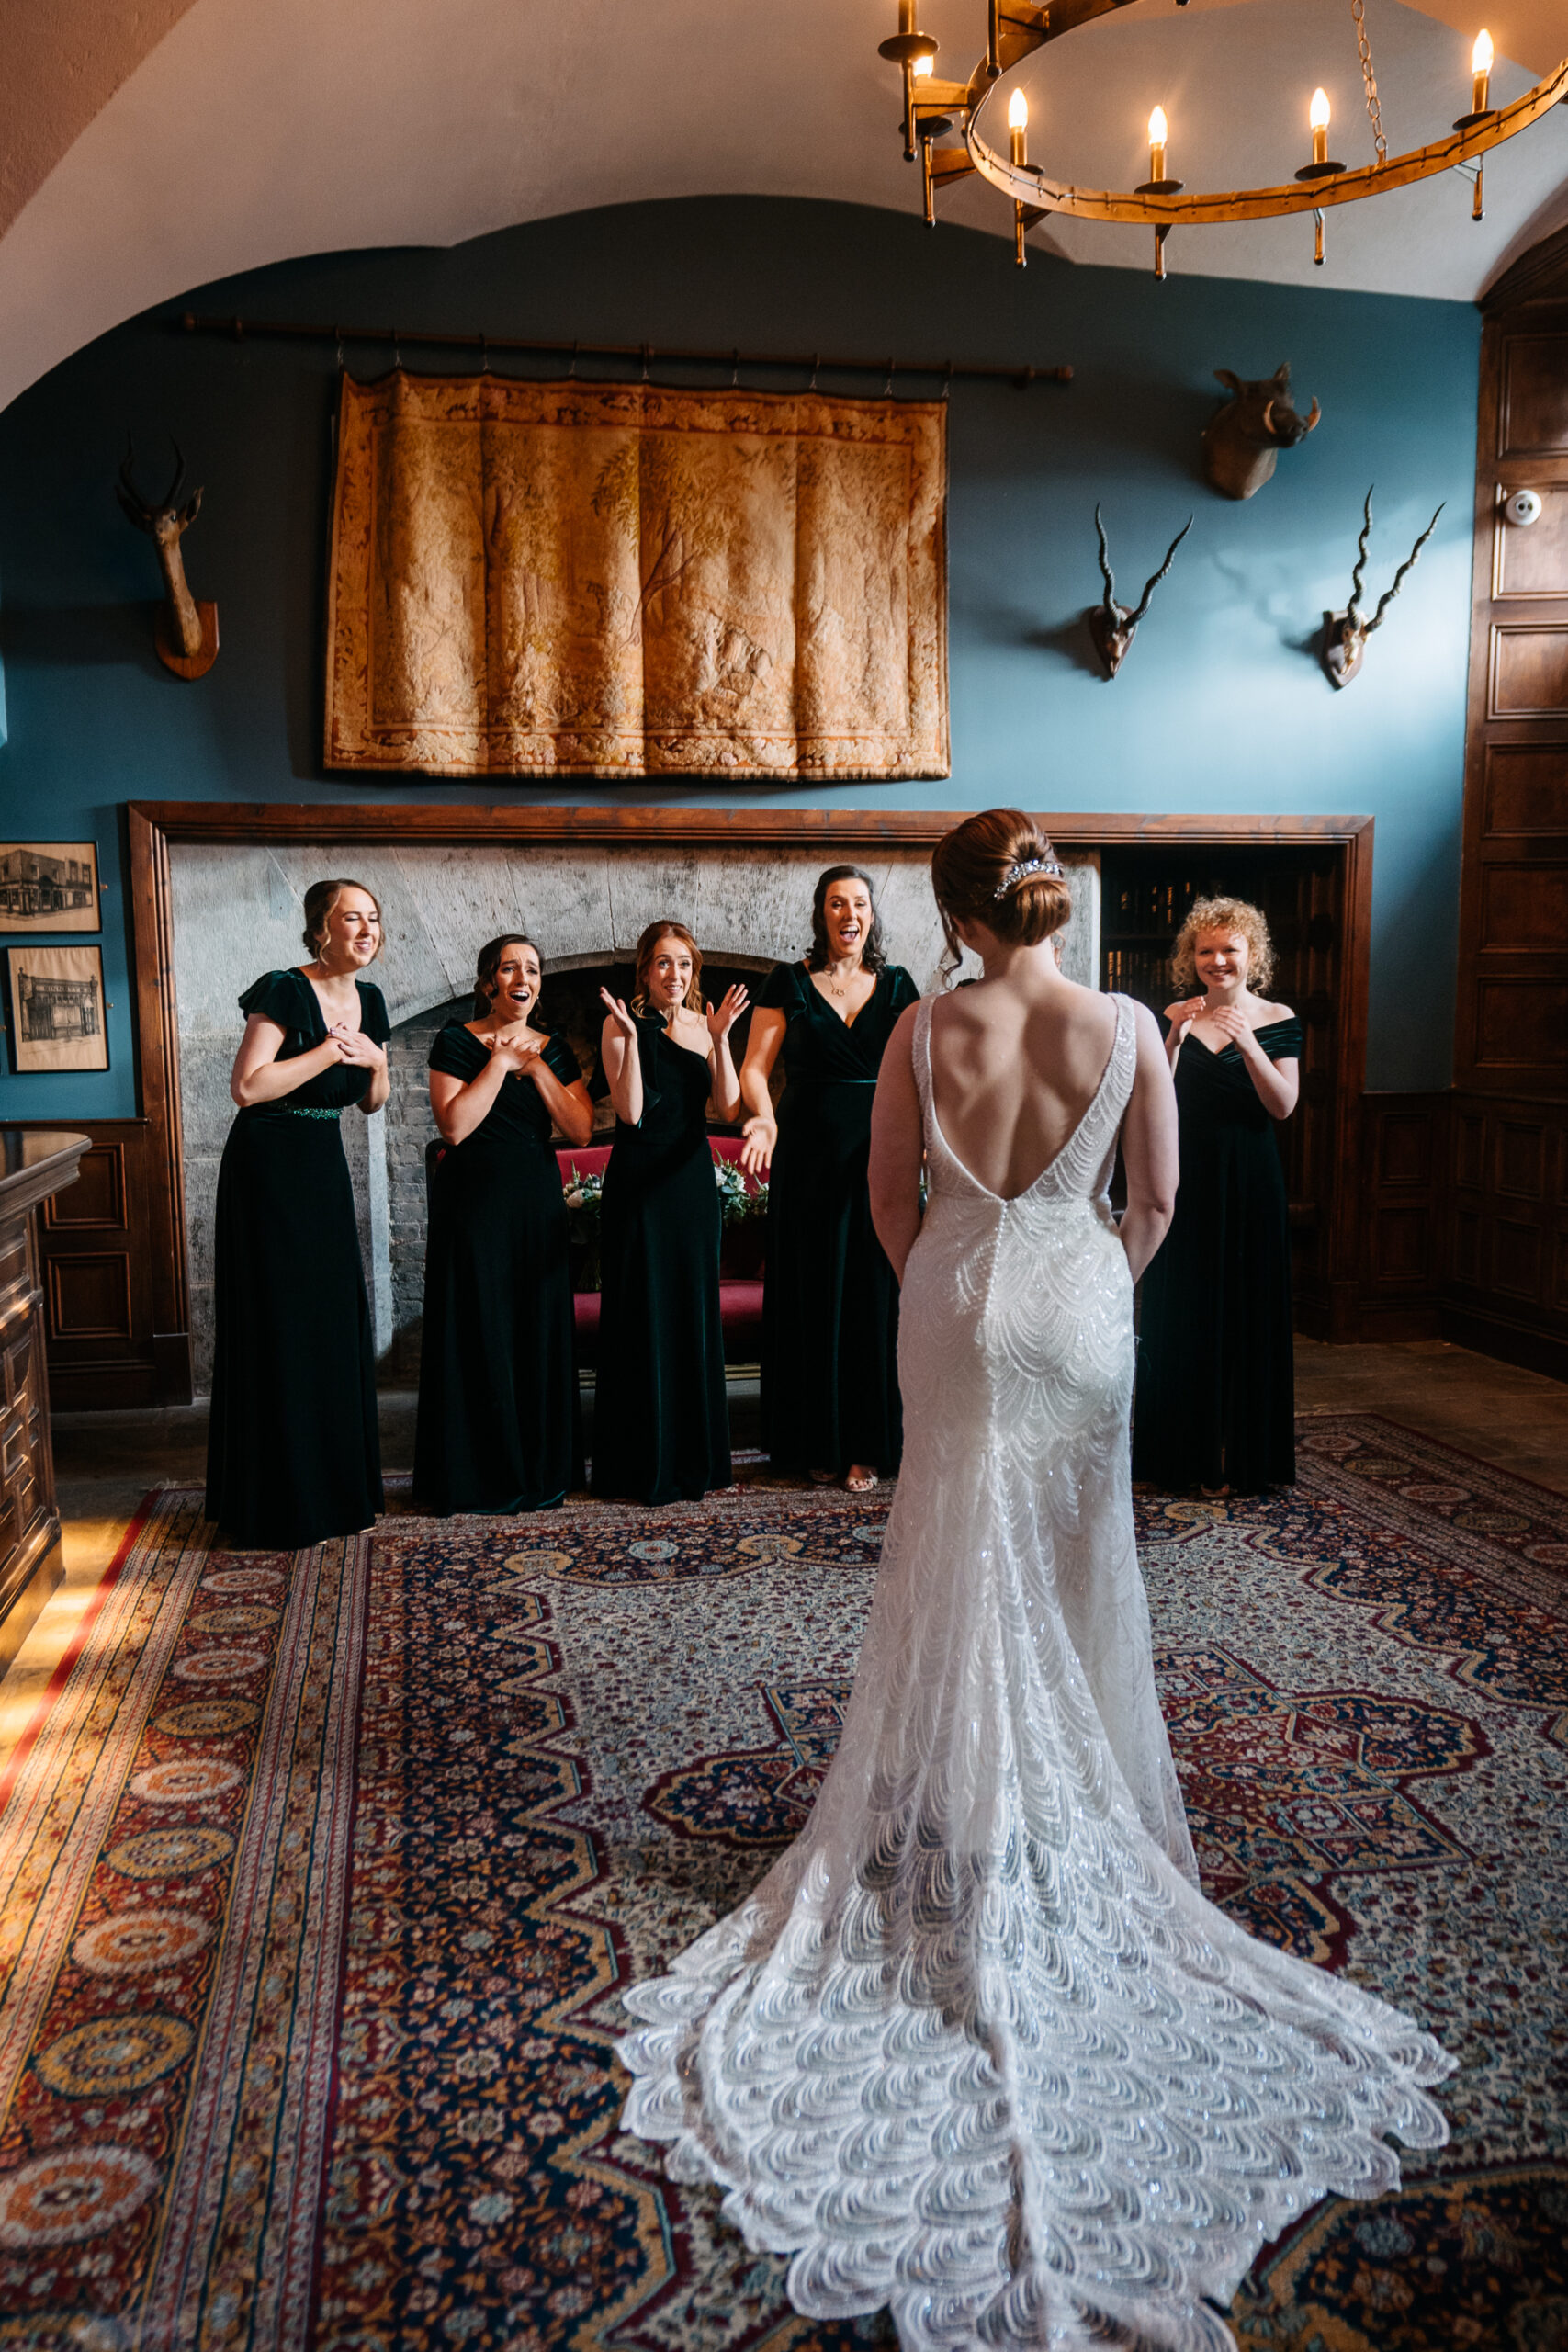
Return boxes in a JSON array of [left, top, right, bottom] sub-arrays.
[[1201, 363, 1321, 501], [117, 437, 219, 678], [1087, 506, 1193, 679], [1321, 488, 1444, 688]]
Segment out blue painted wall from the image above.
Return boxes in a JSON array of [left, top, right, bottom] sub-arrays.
[[0, 194, 1480, 1118]]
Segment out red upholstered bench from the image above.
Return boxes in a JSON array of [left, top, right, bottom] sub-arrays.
[[557, 1135, 765, 1366]]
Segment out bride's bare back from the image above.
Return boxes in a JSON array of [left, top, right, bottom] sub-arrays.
[[927, 967, 1120, 1203]]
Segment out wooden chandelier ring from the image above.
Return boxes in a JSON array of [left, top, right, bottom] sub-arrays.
[[922, 0, 1568, 228]]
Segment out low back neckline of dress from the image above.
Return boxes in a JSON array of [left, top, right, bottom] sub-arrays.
[[920, 993, 1130, 1208]]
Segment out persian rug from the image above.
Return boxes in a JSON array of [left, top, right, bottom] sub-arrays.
[[324, 371, 949, 781], [0, 1416, 1563, 2352]]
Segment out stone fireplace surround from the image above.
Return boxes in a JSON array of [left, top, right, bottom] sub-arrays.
[[169, 836, 1103, 1393]]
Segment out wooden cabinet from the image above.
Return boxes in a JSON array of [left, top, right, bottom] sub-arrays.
[[0, 1131, 89, 1667]]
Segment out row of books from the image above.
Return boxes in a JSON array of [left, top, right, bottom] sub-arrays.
[[1106, 879, 1202, 935], [1101, 945, 1173, 1005]]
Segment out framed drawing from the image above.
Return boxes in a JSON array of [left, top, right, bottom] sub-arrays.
[[0, 842, 101, 933], [6, 944, 109, 1072]]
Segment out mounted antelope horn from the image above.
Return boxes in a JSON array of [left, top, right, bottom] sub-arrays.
[[1367, 502, 1444, 632], [1086, 505, 1193, 679], [1321, 486, 1444, 688], [115, 433, 218, 679], [1125, 515, 1193, 627]]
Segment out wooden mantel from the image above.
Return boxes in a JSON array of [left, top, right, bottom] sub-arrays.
[[113, 802, 1374, 1403]]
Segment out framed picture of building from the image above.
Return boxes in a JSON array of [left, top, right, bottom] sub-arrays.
[[5, 944, 109, 1072], [0, 841, 101, 933]]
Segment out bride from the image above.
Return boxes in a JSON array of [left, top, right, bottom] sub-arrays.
[[618, 808, 1451, 2350]]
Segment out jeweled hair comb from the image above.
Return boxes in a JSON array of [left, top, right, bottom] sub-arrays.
[[993, 855, 1065, 901]]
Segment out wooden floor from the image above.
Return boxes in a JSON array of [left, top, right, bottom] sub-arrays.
[[2, 1339, 1562, 1772]]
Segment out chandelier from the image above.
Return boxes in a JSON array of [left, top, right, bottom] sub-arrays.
[[880, 0, 1568, 273]]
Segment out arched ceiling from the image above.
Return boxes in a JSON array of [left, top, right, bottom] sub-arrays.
[[1, 0, 1565, 415]]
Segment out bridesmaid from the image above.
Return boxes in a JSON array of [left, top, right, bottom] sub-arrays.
[[413, 934, 594, 1515], [1133, 896, 1301, 1496], [205, 878, 389, 1549], [739, 866, 918, 1490], [592, 922, 749, 1505]]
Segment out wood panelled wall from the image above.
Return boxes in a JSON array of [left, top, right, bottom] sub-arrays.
[[1445, 231, 1568, 1377], [28, 1122, 169, 1411]]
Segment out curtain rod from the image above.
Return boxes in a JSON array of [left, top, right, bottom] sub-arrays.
[[175, 311, 1072, 390]]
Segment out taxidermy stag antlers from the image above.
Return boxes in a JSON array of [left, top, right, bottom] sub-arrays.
[[1201, 363, 1321, 501], [1321, 488, 1444, 688], [116, 437, 219, 678], [1088, 505, 1193, 679]]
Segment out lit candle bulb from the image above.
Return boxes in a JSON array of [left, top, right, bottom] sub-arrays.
[[1309, 86, 1330, 167], [1008, 85, 1029, 167], [1472, 28, 1494, 113], [1148, 105, 1168, 183], [912, 51, 932, 79]]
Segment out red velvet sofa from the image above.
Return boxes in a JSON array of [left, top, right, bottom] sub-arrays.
[[558, 1135, 765, 1365]]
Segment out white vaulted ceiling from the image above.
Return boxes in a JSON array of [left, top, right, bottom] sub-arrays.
[[0, 0, 1565, 413]]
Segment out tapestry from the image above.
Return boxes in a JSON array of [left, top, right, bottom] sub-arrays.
[[0, 1421, 1563, 2351], [324, 372, 949, 781]]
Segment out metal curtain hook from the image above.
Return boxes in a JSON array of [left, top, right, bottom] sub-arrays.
[[809, 353, 820, 391], [392, 324, 401, 369], [884, 357, 896, 397], [568, 340, 579, 379], [333, 323, 344, 371], [479, 334, 490, 375], [731, 347, 740, 390], [641, 343, 651, 382], [943, 359, 953, 401]]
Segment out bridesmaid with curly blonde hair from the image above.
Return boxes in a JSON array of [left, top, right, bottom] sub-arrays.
[[1132, 894, 1301, 1495]]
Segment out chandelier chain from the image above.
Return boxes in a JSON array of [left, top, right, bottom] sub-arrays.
[[1351, 0, 1388, 164]]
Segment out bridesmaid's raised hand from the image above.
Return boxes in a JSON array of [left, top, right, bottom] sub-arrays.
[[1163, 995, 1206, 1036], [334, 1027, 386, 1073], [705, 984, 750, 1045], [486, 1030, 542, 1074], [600, 988, 639, 1044], [739, 1114, 776, 1177]]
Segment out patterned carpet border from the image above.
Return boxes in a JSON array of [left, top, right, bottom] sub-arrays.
[[0, 1419, 1563, 2352]]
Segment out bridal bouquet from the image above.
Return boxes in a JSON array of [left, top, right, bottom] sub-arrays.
[[716, 1159, 768, 1227], [561, 1164, 605, 1289]]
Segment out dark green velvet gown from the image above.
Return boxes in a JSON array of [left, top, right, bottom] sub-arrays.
[[413, 1024, 583, 1514], [1132, 1015, 1303, 1495], [592, 1015, 730, 1504], [205, 968, 388, 1549], [759, 960, 919, 1476]]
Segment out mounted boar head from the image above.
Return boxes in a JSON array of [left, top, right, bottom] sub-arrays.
[[1321, 487, 1444, 688], [117, 437, 219, 677], [1201, 364, 1321, 501], [1087, 505, 1193, 679]]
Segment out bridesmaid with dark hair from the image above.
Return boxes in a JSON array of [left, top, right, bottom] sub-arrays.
[[592, 922, 749, 1505], [414, 934, 593, 1515], [739, 866, 919, 1490], [205, 877, 390, 1549]]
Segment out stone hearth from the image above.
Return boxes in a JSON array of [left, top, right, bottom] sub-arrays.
[[170, 840, 1100, 1393]]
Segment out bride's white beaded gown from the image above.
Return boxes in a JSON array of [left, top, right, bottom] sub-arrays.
[[619, 994, 1452, 2350]]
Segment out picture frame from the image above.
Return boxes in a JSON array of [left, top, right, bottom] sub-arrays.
[[0, 841, 101, 934], [5, 943, 110, 1073]]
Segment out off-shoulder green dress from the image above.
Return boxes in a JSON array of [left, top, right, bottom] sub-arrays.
[[205, 967, 388, 1548], [1133, 1014, 1303, 1494]]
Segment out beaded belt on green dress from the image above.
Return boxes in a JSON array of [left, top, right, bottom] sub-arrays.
[[276, 1105, 341, 1120]]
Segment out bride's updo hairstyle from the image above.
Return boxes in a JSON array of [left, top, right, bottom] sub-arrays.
[[930, 808, 1070, 982]]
